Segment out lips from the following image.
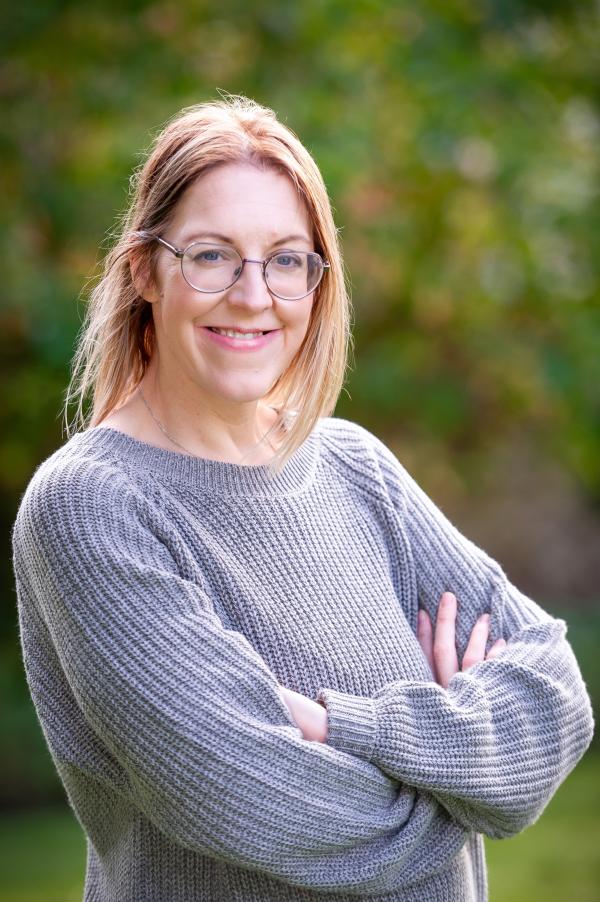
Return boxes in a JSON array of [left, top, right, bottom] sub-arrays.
[[208, 327, 271, 338], [198, 326, 281, 352], [208, 327, 274, 334]]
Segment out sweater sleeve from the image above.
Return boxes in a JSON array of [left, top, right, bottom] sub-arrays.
[[315, 432, 595, 840], [12, 456, 471, 897]]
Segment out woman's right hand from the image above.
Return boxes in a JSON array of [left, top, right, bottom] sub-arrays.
[[417, 592, 507, 689], [278, 685, 328, 743]]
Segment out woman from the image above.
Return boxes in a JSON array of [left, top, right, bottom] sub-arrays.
[[11, 95, 593, 901]]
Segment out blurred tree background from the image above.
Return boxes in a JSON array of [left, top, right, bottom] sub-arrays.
[[1, 0, 599, 897]]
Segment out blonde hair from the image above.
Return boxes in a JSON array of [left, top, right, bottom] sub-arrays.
[[64, 93, 353, 474]]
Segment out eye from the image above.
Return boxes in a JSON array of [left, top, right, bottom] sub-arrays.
[[193, 249, 223, 263], [272, 253, 302, 268]]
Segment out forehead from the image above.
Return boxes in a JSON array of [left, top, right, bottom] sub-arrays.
[[171, 162, 313, 244]]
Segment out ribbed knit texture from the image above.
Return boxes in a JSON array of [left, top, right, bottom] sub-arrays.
[[11, 416, 594, 902]]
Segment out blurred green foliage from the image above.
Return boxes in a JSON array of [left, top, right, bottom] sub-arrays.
[[1, 0, 598, 811], [2, 1, 599, 500]]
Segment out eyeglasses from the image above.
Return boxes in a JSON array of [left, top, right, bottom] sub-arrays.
[[145, 234, 330, 301]]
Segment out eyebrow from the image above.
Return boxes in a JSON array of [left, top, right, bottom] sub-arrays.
[[179, 231, 312, 248]]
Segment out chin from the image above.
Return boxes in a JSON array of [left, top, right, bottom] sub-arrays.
[[212, 369, 283, 396], [209, 383, 277, 405]]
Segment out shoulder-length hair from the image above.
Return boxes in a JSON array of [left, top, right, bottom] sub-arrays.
[[63, 93, 353, 475]]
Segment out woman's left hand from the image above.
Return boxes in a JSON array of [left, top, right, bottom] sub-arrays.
[[278, 685, 328, 743], [418, 591, 507, 688]]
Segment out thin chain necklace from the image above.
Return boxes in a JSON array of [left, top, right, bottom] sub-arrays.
[[138, 387, 196, 455], [137, 386, 280, 458]]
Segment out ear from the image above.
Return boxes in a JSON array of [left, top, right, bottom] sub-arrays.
[[128, 249, 162, 303]]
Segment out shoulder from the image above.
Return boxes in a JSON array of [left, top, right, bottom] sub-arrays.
[[16, 433, 135, 511], [12, 433, 142, 558], [318, 416, 404, 468], [316, 416, 409, 502]]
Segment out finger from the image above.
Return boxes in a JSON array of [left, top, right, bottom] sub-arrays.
[[485, 637, 507, 661], [417, 609, 435, 674], [461, 613, 490, 671], [434, 592, 460, 688]]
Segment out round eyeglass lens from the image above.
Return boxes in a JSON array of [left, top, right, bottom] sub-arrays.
[[265, 251, 323, 299], [181, 244, 323, 299], [182, 244, 241, 292]]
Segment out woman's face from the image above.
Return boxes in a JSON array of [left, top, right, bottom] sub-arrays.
[[145, 162, 316, 409]]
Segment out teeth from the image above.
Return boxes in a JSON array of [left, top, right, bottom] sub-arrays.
[[212, 328, 266, 339]]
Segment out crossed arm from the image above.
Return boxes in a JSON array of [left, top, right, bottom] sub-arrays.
[[279, 590, 507, 742]]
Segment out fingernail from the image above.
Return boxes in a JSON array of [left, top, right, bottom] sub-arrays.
[[480, 613, 490, 624], [442, 592, 455, 605]]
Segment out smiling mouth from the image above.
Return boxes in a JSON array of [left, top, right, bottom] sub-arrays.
[[208, 327, 274, 338]]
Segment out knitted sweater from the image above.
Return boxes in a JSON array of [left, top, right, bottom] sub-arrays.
[[11, 417, 594, 902]]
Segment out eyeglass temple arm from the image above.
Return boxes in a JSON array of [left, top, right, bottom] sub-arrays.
[[137, 232, 182, 258], [154, 236, 183, 258]]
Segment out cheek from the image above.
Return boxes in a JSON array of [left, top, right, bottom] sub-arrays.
[[280, 314, 312, 367], [288, 299, 314, 335], [162, 281, 205, 323]]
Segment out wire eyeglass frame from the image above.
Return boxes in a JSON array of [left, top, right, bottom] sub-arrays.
[[143, 233, 330, 301]]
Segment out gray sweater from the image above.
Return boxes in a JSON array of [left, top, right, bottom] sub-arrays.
[[11, 417, 594, 902]]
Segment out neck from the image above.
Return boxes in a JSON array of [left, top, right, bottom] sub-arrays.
[[137, 362, 283, 465]]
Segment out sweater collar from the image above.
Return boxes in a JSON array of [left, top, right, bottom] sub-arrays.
[[71, 423, 322, 497]]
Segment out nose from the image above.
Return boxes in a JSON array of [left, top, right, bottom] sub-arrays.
[[227, 259, 274, 312]]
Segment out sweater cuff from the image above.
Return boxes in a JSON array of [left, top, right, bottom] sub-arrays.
[[315, 688, 377, 761]]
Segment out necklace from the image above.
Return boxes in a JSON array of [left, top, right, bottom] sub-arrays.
[[137, 387, 280, 458], [138, 387, 196, 455]]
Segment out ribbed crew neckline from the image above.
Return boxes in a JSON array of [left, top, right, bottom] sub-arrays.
[[71, 424, 323, 496]]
